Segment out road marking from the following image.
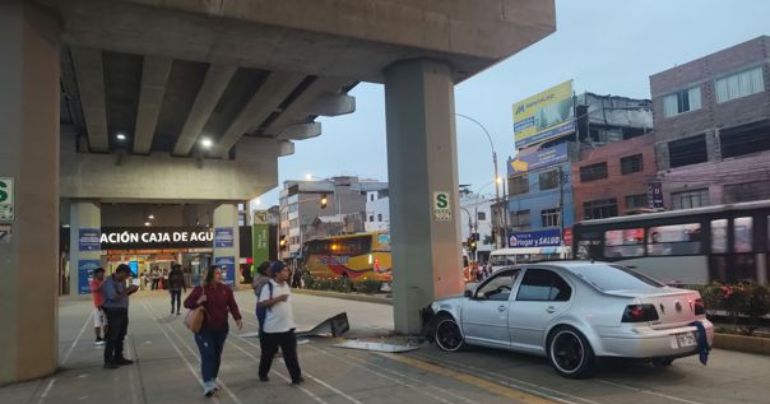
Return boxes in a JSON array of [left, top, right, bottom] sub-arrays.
[[63, 309, 94, 364], [141, 301, 242, 404], [594, 379, 703, 404], [36, 307, 94, 403], [411, 352, 598, 404], [310, 343, 468, 404], [225, 338, 329, 404], [237, 317, 367, 404], [377, 352, 557, 404], [36, 379, 55, 404]]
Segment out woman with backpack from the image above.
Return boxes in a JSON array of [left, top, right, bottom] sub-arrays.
[[184, 265, 243, 397]]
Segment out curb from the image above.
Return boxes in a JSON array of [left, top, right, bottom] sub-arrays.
[[713, 332, 770, 355], [292, 289, 392, 305]]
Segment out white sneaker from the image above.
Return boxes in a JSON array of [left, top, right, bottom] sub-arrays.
[[203, 381, 216, 397]]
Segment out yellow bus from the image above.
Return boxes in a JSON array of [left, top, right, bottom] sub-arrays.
[[302, 232, 392, 282]]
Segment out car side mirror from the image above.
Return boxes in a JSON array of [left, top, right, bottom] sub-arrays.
[[464, 289, 474, 299]]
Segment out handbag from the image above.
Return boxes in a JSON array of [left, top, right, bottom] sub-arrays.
[[184, 289, 206, 333]]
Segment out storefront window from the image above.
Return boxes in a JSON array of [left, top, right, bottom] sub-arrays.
[[711, 219, 728, 253], [647, 223, 702, 256], [734, 217, 753, 253], [604, 228, 645, 257]]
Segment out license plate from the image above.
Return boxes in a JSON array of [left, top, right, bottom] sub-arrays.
[[670, 332, 696, 349]]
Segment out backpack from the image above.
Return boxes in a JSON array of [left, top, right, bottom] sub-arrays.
[[256, 281, 274, 330]]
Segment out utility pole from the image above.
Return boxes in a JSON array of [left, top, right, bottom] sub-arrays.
[[456, 113, 501, 249], [558, 166, 565, 246]]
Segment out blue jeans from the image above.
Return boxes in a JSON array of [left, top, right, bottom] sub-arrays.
[[194, 327, 228, 383]]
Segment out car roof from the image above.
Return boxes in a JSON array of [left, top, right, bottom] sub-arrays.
[[498, 260, 605, 273]]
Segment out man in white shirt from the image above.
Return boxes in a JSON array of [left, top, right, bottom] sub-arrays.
[[257, 261, 303, 384]]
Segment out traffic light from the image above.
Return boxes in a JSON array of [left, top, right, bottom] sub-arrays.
[[467, 237, 477, 253], [320, 194, 328, 209], [279, 235, 287, 249]]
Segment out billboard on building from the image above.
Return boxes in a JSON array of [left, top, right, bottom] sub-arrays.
[[513, 80, 575, 149], [508, 142, 569, 175]]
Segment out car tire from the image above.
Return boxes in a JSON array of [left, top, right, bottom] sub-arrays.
[[433, 313, 464, 352], [547, 325, 596, 378]]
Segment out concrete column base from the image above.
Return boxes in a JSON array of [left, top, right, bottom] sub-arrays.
[[0, 0, 60, 384], [384, 59, 464, 334]]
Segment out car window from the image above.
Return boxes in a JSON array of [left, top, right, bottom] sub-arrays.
[[475, 271, 518, 301], [516, 268, 572, 302], [568, 263, 664, 291]]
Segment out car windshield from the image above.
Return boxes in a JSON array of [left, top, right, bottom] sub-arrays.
[[567, 264, 664, 291]]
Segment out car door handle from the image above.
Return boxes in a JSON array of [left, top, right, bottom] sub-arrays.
[[546, 306, 556, 314], [498, 305, 507, 312]]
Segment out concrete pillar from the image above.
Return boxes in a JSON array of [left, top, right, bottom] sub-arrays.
[[0, 0, 60, 384], [384, 59, 464, 334], [213, 204, 240, 289], [68, 201, 102, 296]]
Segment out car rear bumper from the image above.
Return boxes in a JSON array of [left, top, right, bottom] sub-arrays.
[[598, 320, 714, 359]]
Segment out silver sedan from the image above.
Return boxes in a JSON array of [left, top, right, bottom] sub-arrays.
[[426, 261, 714, 378]]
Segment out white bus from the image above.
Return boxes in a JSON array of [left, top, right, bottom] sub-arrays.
[[572, 200, 770, 285], [489, 246, 571, 273]]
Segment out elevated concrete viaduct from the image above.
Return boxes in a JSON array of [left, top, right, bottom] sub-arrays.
[[0, 0, 555, 383]]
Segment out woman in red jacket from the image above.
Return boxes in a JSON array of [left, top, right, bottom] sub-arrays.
[[184, 266, 243, 397]]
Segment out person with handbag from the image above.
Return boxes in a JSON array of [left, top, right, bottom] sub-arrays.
[[184, 265, 243, 397]]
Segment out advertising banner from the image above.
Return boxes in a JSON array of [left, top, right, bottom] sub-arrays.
[[508, 142, 569, 175], [214, 256, 236, 289], [513, 80, 575, 149], [214, 227, 235, 248], [647, 182, 664, 209], [100, 226, 213, 250], [79, 228, 101, 251], [508, 228, 562, 248], [252, 224, 269, 268], [78, 259, 101, 295]]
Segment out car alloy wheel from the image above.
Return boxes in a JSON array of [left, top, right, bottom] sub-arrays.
[[548, 326, 595, 378], [434, 317, 464, 352]]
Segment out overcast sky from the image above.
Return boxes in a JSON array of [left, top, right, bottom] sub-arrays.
[[258, 0, 770, 207]]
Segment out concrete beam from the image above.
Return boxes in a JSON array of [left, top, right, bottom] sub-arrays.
[[263, 77, 355, 136], [279, 140, 295, 157], [303, 93, 356, 116], [276, 122, 322, 141], [70, 46, 109, 152], [61, 131, 280, 202], [215, 71, 306, 158], [133, 55, 172, 154], [173, 64, 237, 156]]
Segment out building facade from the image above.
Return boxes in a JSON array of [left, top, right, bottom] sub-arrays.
[[459, 191, 495, 262], [506, 91, 653, 248], [364, 189, 391, 233], [278, 176, 387, 260], [650, 36, 770, 209], [572, 133, 659, 220]]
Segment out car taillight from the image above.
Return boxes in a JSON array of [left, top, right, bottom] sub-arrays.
[[694, 298, 706, 315], [622, 304, 659, 322]]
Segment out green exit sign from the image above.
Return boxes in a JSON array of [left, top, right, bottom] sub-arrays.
[[0, 177, 14, 221]]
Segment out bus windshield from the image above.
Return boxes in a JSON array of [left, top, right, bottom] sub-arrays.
[[568, 264, 664, 291]]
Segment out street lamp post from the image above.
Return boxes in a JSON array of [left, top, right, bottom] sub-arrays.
[[456, 113, 502, 249]]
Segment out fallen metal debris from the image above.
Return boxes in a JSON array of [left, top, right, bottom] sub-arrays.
[[333, 340, 420, 353]]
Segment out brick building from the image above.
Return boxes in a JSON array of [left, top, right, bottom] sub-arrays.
[[572, 133, 658, 220], [650, 36, 770, 209]]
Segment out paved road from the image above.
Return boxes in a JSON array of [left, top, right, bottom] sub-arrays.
[[1, 290, 769, 403]]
